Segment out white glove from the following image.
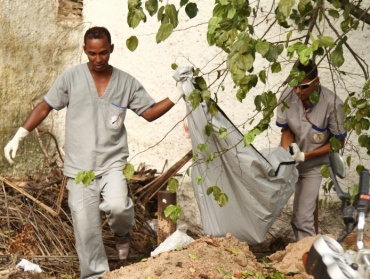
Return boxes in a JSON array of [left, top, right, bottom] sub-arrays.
[[4, 127, 29, 164], [168, 83, 185, 104], [290, 143, 305, 163]]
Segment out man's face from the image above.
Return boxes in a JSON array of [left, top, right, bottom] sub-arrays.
[[294, 77, 319, 101], [83, 35, 114, 73]]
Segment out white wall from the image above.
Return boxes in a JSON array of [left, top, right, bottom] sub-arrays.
[[79, 1, 370, 229]]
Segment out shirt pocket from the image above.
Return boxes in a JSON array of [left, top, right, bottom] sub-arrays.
[[106, 103, 127, 131], [307, 125, 329, 144]]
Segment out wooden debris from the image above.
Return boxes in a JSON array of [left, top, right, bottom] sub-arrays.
[[0, 150, 193, 278]]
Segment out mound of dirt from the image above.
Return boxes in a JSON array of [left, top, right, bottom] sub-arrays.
[[103, 233, 317, 279]]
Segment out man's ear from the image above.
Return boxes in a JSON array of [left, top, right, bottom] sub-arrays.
[[110, 44, 114, 53], [315, 77, 320, 86], [83, 45, 87, 54]]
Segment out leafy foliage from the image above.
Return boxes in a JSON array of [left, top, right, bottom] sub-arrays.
[[126, 0, 370, 206], [168, 177, 179, 193], [75, 171, 95, 186], [164, 204, 182, 223], [123, 163, 135, 180]]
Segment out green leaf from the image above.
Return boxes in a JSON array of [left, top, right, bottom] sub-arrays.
[[346, 155, 351, 168], [195, 76, 208, 90], [168, 177, 179, 193], [330, 46, 345, 67], [356, 165, 365, 175], [278, 0, 295, 18], [164, 204, 182, 223], [165, 4, 178, 28], [145, 0, 158, 16], [256, 40, 270, 56], [197, 143, 208, 152], [209, 101, 219, 116], [286, 30, 292, 47], [157, 6, 164, 21], [227, 248, 240, 255], [192, 151, 198, 161], [156, 22, 174, 43], [185, 2, 198, 19], [123, 163, 135, 180], [189, 253, 200, 259], [254, 95, 262, 111], [259, 70, 266, 84], [244, 132, 255, 146], [361, 118, 370, 130], [328, 9, 340, 19], [332, 0, 342, 8], [236, 53, 254, 71], [196, 176, 203, 185], [180, 0, 189, 7], [356, 99, 367, 109], [75, 170, 96, 186], [188, 89, 202, 110], [216, 266, 232, 276], [206, 152, 215, 164], [217, 193, 228, 207], [219, 127, 228, 139], [126, 36, 139, 52], [288, 68, 306, 87], [318, 35, 335, 48], [204, 124, 214, 136], [127, 8, 147, 29], [202, 90, 211, 101], [359, 135, 369, 147], [271, 62, 281, 73], [309, 90, 320, 105], [265, 44, 280, 62], [185, 169, 190, 176], [330, 137, 342, 152], [128, 0, 140, 11], [321, 164, 330, 178]]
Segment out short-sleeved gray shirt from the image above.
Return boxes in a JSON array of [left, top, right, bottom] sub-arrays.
[[276, 85, 347, 173], [44, 64, 156, 177]]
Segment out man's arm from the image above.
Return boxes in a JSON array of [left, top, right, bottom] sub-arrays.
[[304, 138, 345, 160], [4, 100, 53, 163], [141, 98, 174, 122], [22, 100, 54, 131], [280, 126, 295, 150]]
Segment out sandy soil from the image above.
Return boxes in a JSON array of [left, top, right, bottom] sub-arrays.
[[103, 230, 370, 279], [103, 233, 319, 279]]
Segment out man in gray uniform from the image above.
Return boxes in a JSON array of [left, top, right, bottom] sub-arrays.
[[276, 60, 347, 241], [4, 27, 183, 279]]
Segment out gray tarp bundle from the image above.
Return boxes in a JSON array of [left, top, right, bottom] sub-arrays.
[[173, 67, 299, 245]]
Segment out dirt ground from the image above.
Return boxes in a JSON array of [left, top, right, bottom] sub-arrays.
[[103, 230, 370, 279], [103, 233, 319, 279]]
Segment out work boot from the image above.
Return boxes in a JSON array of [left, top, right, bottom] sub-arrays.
[[115, 233, 131, 260]]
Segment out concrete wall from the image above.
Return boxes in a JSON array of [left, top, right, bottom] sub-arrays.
[[0, 0, 84, 178]]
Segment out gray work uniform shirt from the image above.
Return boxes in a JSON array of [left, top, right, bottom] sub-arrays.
[[44, 64, 156, 177], [276, 85, 347, 174]]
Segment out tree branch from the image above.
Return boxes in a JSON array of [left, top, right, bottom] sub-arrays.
[[326, 0, 370, 25], [322, 12, 369, 79]]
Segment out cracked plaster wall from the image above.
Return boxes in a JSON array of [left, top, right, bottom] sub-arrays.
[[0, 0, 84, 178]]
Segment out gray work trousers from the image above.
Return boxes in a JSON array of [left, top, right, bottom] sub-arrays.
[[291, 173, 322, 241], [66, 170, 135, 279]]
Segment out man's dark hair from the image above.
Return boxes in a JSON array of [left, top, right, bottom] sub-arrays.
[[84, 27, 111, 44], [296, 59, 318, 80]]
